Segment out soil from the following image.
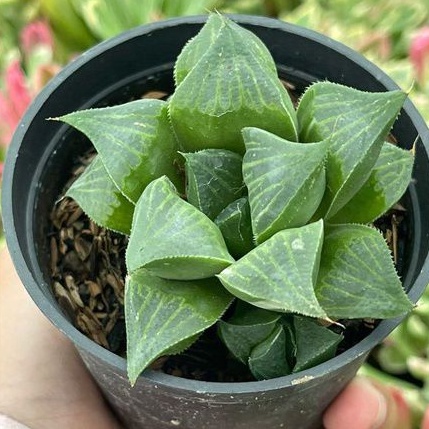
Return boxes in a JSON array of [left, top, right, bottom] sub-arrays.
[[49, 151, 127, 355]]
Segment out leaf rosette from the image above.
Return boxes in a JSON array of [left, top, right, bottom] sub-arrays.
[[60, 14, 414, 384]]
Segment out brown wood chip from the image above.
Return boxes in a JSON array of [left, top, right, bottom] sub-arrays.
[[49, 156, 127, 354]]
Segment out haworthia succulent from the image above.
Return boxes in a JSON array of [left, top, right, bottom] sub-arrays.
[[57, 14, 413, 384]]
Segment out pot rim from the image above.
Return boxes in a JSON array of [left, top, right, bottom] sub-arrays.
[[3, 14, 429, 395]]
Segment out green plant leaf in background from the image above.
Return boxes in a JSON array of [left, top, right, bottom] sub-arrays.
[[218, 220, 327, 318], [40, 0, 97, 51], [70, 0, 158, 40], [125, 269, 233, 385], [218, 301, 281, 363], [161, 0, 217, 16], [169, 14, 298, 154], [315, 224, 413, 319], [75, 0, 217, 40], [59, 99, 183, 204], [40, 0, 217, 56], [126, 176, 234, 280], [293, 316, 343, 372], [328, 143, 414, 224], [242, 127, 327, 244], [297, 82, 406, 219], [66, 156, 134, 234], [182, 149, 244, 220], [249, 324, 291, 379], [215, 197, 255, 259]]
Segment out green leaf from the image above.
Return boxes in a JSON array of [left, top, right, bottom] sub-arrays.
[[249, 324, 291, 380], [182, 149, 244, 220], [297, 82, 407, 218], [71, 0, 158, 39], [217, 220, 328, 318], [315, 224, 413, 319], [66, 156, 134, 234], [328, 143, 414, 224], [293, 316, 343, 373], [174, 13, 225, 86], [214, 197, 255, 259], [59, 99, 183, 203], [218, 301, 281, 363], [162, 334, 201, 357], [169, 15, 298, 154], [125, 269, 233, 384], [161, 0, 216, 18], [242, 127, 328, 243], [126, 176, 234, 280]]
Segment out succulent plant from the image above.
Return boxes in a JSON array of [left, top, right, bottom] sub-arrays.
[[58, 14, 414, 384]]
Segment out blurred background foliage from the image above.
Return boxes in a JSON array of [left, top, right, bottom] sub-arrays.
[[1, 0, 429, 426]]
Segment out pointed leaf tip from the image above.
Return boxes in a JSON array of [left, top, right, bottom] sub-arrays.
[[316, 224, 413, 319], [298, 82, 407, 218], [126, 176, 234, 280], [126, 271, 233, 384], [170, 16, 297, 153], [60, 99, 183, 203], [66, 156, 134, 234], [242, 127, 328, 243], [329, 143, 414, 223], [218, 220, 327, 318], [174, 13, 226, 86]]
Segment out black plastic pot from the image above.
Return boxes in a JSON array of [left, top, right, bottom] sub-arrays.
[[3, 15, 429, 429]]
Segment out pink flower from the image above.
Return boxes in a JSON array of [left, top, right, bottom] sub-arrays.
[[410, 26, 429, 84], [0, 21, 59, 177], [20, 20, 59, 94], [20, 20, 54, 57], [0, 60, 32, 148], [0, 21, 58, 150]]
